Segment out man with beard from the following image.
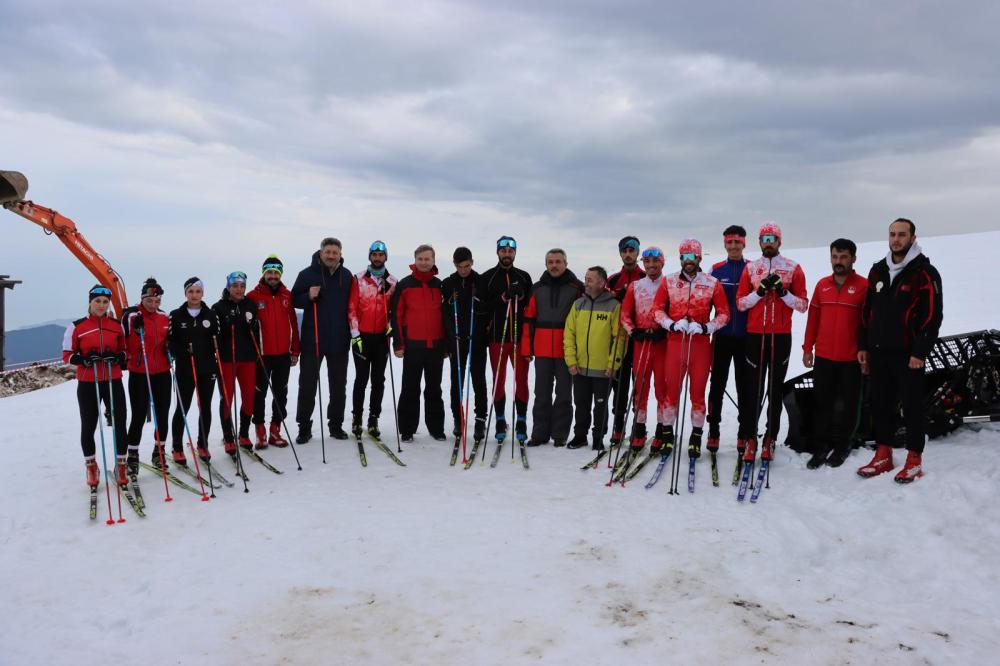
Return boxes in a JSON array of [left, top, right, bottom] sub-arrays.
[[857, 219, 942, 483], [292, 237, 353, 443], [653, 239, 729, 458], [735, 222, 808, 465], [480, 236, 533, 444], [802, 239, 867, 469], [348, 241, 397, 441], [522, 249, 583, 447], [441, 247, 489, 444], [706, 226, 749, 455], [619, 247, 668, 452], [607, 236, 644, 446], [247, 255, 300, 448]]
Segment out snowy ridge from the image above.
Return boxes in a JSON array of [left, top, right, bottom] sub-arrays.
[[1, 231, 998, 664]]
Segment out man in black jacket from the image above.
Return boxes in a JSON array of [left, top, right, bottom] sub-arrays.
[[441, 247, 489, 444], [291, 237, 353, 442], [522, 249, 582, 447], [857, 218, 943, 483], [479, 236, 533, 444]]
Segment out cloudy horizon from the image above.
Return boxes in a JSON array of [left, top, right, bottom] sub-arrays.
[[2, 1, 998, 327]]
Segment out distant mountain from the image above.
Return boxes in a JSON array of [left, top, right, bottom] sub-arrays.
[[4, 324, 66, 368]]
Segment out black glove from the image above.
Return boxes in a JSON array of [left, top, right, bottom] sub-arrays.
[[756, 282, 768, 297], [763, 274, 782, 290], [116, 352, 127, 368], [131, 313, 144, 333], [86, 352, 102, 367], [69, 352, 85, 367], [506, 281, 526, 300], [775, 282, 787, 297]]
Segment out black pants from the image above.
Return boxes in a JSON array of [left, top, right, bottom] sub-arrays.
[[172, 363, 216, 450], [532, 357, 573, 442], [77, 379, 128, 458], [811, 357, 863, 456], [870, 350, 926, 453], [254, 354, 291, 425], [610, 339, 633, 436], [740, 333, 792, 440], [296, 350, 349, 432], [126, 370, 171, 449], [707, 335, 749, 438], [398, 347, 445, 437], [573, 374, 610, 440], [351, 333, 389, 423], [448, 338, 488, 431]]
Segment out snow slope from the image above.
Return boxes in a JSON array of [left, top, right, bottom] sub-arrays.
[[2, 231, 998, 665]]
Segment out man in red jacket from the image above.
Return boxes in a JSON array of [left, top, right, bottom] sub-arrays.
[[735, 222, 808, 463], [802, 239, 867, 469], [607, 235, 644, 444], [390, 245, 447, 442], [247, 255, 300, 448]]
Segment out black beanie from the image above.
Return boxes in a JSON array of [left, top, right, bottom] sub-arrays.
[[140, 277, 163, 299]]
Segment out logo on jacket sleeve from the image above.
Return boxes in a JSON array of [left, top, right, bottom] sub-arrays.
[[245, 311, 253, 322], [875, 281, 884, 293], [202, 320, 212, 328]]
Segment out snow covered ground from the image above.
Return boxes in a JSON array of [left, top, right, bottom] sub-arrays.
[[2, 231, 999, 665]]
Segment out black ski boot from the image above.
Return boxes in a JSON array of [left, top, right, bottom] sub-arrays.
[[296, 421, 312, 444], [515, 415, 528, 443], [351, 420, 364, 440], [126, 449, 139, 476], [495, 416, 507, 442], [367, 417, 381, 441], [687, 427, 702, 459], [566, 435, 589, 449]]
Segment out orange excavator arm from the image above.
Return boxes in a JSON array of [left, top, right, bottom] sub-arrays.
[[1, 171, 128, 317]]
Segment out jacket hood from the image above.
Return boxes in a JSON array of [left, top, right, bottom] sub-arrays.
[[410, 264, 439, 282], [312, 250, 346, 273], [539, 268, 580, 286]]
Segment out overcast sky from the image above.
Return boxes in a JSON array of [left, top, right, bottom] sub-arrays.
[[2, 0, 998, 328]]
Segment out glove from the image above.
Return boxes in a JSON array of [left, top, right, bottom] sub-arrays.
[[131, 313, 144, 333], [775, 282, 787, 297], [688, 322, 705, 335], [756, 282, 767, 297], [631, 329, 648, 341], [763, 274, 782, 291], [116, 352, 127, 368], [85, 352, 102, 368], [704, 322, 717, 336], [671, 319, 690, 334], [505, 281, 526, 300], [351, 335, 364, 356], [69, 352, 85, 367]]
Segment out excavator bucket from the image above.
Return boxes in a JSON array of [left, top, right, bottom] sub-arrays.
[[0, 170, 28, 204]]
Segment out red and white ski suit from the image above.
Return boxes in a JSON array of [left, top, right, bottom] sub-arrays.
[[653, 270, 730, 428], [735, 255, 808, 332], [620, 274, 666, 424]]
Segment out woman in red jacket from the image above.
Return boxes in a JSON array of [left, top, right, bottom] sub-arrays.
[[122, 278, 172, 472], [62, 285, 129, 488]]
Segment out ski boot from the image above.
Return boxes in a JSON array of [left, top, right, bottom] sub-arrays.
[[706, 428, 720, 453], [172, 449, 188, 466], [238, 436, 254, 451], [761, 435, 776, 461], [255, 423, 269, 450], [351, 420, 364, 440], [495, 416, 508, 442], [85, 459, 100, 488], [269, 422, 289, 447], [367, 417, 382, 441], [473, 417, 486, 443], [566, 435, 588, 449], [687, 427, 702, 459], [515, 416, 528, 444], [197, 446, 211, 462], [239, 415, 254, 449], [126, 449, 140, 476], [223, 441, 237, 456], [295, 421, 312, 444], [629, 423, 647, 452], [649, 423, 668, 453], [857, 444, 894, 478], [894, 451, 923, 484], [742, 437, 758, 463], [115, 457, 129, 486]]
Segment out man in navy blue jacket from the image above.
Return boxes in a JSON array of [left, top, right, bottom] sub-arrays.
[[292, 237, 353, 442], [706, 225, 750, 456]]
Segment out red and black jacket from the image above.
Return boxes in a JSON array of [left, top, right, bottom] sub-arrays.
[[121, 306, 171, 375], [62, 315, 126, 382], [859, 252, 942, 360], [608, 264, 644, 302], [521, 270, 583, 358], [248, 279, 301, 357], [479, 264, 533, 343], [389, 265, 445, 352]]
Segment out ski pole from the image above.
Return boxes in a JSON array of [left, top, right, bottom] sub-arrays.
[[607, 337, 651, 482], [461, 291, 475, 464], [313, 302, 327, 464], [104, 359, 129, 521], [452, 292, 466, 463], [482, 298, 513, 463], [95, 325, 125, 523], [138, 328, 172, 502], [248, 328, 302, 470], [166, 351, 211, 499], [187, 346, 217, 497], [386, 324, 403, 453], [212, 337, 248, 492], [92, 367, 116, 525], [595, 326, 623, 447], [669, 331, 695, 494], [511, 294, 519, 462]]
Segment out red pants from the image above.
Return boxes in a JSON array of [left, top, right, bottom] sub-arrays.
[[664, 332, 711, 428], [631, 339, 667, 425], [219, 360, 256, 418], [488, 342, 530, 406]]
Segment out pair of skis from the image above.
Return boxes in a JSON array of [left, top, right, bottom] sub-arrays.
[[488, 435, 529, 469], [355, 428, 407, 467]]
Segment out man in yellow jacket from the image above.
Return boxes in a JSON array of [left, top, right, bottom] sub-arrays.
[[564, 266, 625, 451]]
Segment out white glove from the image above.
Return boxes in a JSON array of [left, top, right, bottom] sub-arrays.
[[671, 319, 690, 334], [704, 322, 717, 335]]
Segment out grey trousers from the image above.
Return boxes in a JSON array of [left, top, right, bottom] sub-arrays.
[[532, 357, 573, 442]]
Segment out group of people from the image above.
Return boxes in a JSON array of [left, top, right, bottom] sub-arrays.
[[64, 218, 943, 490]]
